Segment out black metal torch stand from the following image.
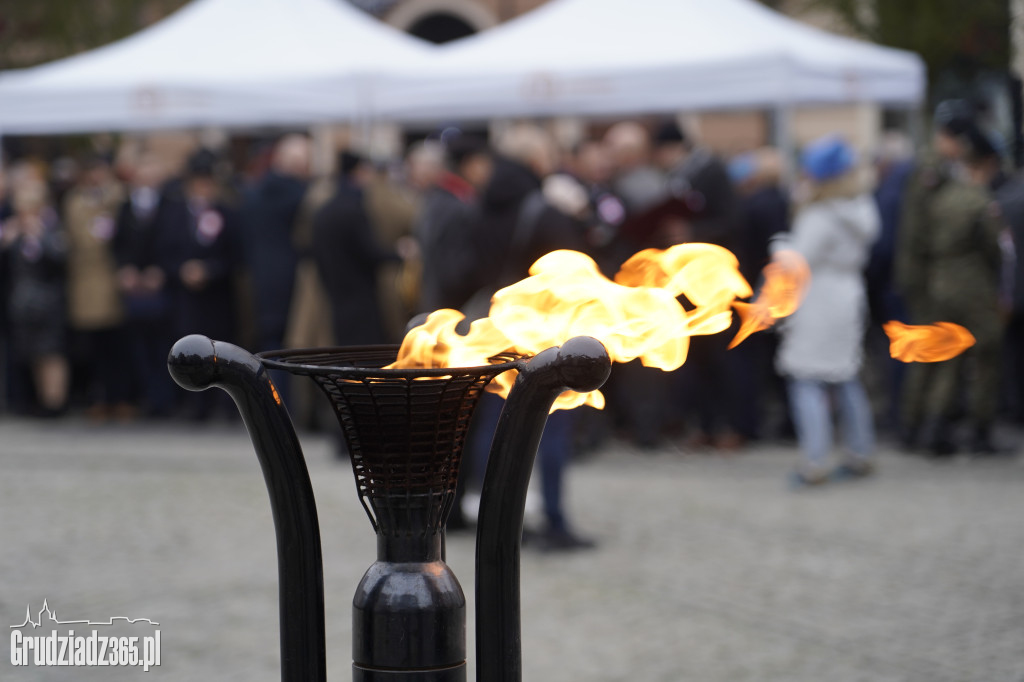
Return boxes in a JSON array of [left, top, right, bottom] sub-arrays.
[[168, 334, 610, 682]]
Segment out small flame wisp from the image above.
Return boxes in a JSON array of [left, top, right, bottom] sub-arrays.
[[883, 321, 976, 363], [729, 249, 810, 349]]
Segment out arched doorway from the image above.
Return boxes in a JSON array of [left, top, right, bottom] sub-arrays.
[[387, 0, 498, 44], [407, 11, 476, 44]]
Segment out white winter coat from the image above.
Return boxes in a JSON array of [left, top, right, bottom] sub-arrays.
[[775, 193, 880, 382]]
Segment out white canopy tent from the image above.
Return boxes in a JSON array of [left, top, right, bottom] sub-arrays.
[[373, 0, 926, 122], [0, 0, 925, 140], [0, 0, 435, 135]]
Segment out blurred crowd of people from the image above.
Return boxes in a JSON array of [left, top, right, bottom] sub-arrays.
[[1, 105, 1022, 481]]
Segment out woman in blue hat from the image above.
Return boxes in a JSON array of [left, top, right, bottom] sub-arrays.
[[775, 135, 880, 485]]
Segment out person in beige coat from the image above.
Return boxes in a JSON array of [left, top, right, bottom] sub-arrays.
[[64, 157, 131, 419]]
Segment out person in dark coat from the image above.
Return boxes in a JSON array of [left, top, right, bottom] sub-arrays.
[[112, 154, 176, 417], [654, 120, 740, 250], [997, 172, 1024, 425], [465, 124, 592, 551], [240, 136, 310, 408], [311, 152, 404, 346], [866, 133, 915, 434], [409, 135, 495, 530], [0, 165, 17, 413], [414, 135, 493, 314], [241, 135, 310, 352], [156, 150, 241, 419], [966, 132, 1022, 435], [1, 177, 70, 416], [729, 149, 790, 288], [568, 138, 629, 277], [869, 138, 916, 320], [727, 148, 791, 442], [474, 158, 584, 291], [653, 120, 744, 449], [159, 150, 240, 344]]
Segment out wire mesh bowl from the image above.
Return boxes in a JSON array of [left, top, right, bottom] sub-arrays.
[[259, 346, 522, 536]]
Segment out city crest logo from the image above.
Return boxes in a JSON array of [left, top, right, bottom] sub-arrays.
[[10, 600, 161, 671]]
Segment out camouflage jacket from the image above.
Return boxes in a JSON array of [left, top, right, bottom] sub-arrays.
[[896, 157, 1003, 319]]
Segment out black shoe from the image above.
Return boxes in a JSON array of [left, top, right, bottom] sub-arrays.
[[970, 436, 998, 455], [968, 424, 1001, 456], [536, 527, 597, 553], [898, 424, 920, 452], [928, 421, 957, 458], [929, 437, 957, 458], [968, 428, 1018, 457], [33, 405, 67, 419]]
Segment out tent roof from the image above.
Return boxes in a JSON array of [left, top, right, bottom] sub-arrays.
[[0, 0, 925, 133], [0, 0, 435, 133], [375, 0, 925, 121]]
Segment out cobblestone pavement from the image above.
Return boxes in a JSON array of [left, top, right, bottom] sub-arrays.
[[1, 416, 1023, 682]]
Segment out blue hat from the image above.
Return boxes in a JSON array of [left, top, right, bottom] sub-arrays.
[[800, 135, 855, 182]]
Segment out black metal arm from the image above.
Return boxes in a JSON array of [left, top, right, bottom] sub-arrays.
[[475, 336, 611, 682], [168, 335, 327, 682]]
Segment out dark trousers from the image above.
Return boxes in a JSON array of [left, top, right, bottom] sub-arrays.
[[724, 334, 766, 440], [675, 333, 744, 438], [537, 409, 574, 532], [126, 315, 177, 416], [468, 393, 577, 533], [868, 288, 909, 433], [72, 326, 133, 406], [1, 334, 32, 414], [902, 312, 1003, 429], [609, 360, 671, 447], [1005, 314, 1024, 423]]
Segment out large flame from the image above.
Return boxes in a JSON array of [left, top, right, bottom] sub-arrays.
[[883, 321, 976, 363], [729, 249, 810, 349], [391, 245, 800, 410]]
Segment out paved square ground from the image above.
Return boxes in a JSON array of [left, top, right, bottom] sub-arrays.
[[1, 418, 1022, 681]]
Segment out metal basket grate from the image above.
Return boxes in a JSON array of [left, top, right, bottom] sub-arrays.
[[259, 346, 521, 535]]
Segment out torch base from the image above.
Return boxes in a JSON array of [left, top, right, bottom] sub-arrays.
[[352, 661, 466, 681]]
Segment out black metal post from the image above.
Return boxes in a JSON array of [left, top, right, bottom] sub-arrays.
[[168, 335, 327, 682], [475, 336, 611, 682]]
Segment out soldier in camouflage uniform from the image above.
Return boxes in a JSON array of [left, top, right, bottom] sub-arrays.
[[896, 101, 1006, 455]]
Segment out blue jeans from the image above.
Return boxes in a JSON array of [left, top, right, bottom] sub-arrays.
[[470, 394, 574, 532], [787, 378, 874, 471], [537, 410, 573, 533]]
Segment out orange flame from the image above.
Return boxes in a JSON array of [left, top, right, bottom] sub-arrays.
[[730, 250, 810, 349], [391, 245, 782, 410], [883, 321, 976, 363]]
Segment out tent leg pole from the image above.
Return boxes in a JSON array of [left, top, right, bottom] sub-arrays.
[[359, 113, 372, 158], [772, 104, 794, 187], [907, 106, 924, 152], [310, 123, 335, 176]]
